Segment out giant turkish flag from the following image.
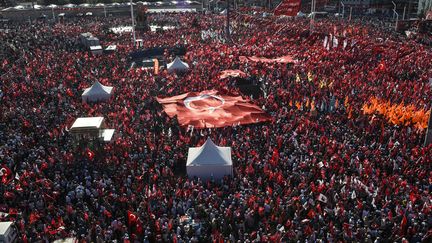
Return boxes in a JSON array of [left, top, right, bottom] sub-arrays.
[[157, 90, 271, 128], [274, 0, 301, 17], [239, 55, 296, 64]]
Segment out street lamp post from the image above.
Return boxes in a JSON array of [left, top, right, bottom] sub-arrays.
[[52, 6, 55, 21], [310, 0, 315, 32], [130, 0, 136, 45], [393, 9, 399, 31], [341, 1, 345, 18]]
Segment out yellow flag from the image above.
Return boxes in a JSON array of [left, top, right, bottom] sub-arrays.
[[307, 72, 313, 82]]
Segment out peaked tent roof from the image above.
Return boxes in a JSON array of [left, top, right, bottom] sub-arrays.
[[167, 57, 189, 72], [187, 138, 232, 166], [82, 81, 113, 96]]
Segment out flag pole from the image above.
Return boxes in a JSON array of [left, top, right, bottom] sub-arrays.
[[130, 0, 136, 46], [310, 0, 315, 32]]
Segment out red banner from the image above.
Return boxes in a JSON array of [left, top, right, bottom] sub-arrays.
[[274, 0, 301, 17], [239, 55, 296, 64], [219, 70, 247, 79], [157, 90, 271, 128]]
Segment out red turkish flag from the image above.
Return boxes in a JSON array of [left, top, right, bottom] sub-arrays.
[[239, 55, 296, 64], [29, 212, 40, 224], [219, 70, 247, 79], [157, 90, 271, 128], [128, 211, 137, 226], [274, 0, 301, 17], [1, 165, 12, 184]]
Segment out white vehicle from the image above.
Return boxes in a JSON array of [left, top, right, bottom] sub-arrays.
[[0, 222, 18, 243]]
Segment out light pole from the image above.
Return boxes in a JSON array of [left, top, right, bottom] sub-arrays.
[[393, 9, 399, 31], [403, 5, 406, 20], [310, 0, 315, 32], [52, 6, 55, 21], [349, 7, 352, 21], [130, 0, 136, 45], [341, 1, 345, 18], [104, 5, 107, 18]]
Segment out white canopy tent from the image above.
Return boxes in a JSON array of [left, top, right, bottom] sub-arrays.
[[0, 221, 17, 243], [186, 138, 233, 180], [63, 4, 77, 8], [70, 117, 105, 132], [69, 117, 115, 142], [167, 57, 189, 73], [81, 81, 113, 102]]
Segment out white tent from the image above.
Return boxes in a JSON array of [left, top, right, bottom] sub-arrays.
[[69, 117, 115, 142], [186, 138, 233, 180], [167, 57, 189, 73], [81, 81, 113, 102], [70, 117, 105, 132], [0, 221, 17, 242], [53, 238, 78, 243], [63, 4, 77, 8]]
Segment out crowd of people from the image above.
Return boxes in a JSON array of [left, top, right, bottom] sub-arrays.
[[0, 10, 431, 243]]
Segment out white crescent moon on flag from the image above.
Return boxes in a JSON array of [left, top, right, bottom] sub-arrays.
[[184, 94, 225, 113]]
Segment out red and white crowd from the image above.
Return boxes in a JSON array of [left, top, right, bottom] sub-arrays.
[[0, 11, 431, 243]]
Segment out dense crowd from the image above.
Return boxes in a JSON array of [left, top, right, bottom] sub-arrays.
[[0, 11, 431, 243]]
